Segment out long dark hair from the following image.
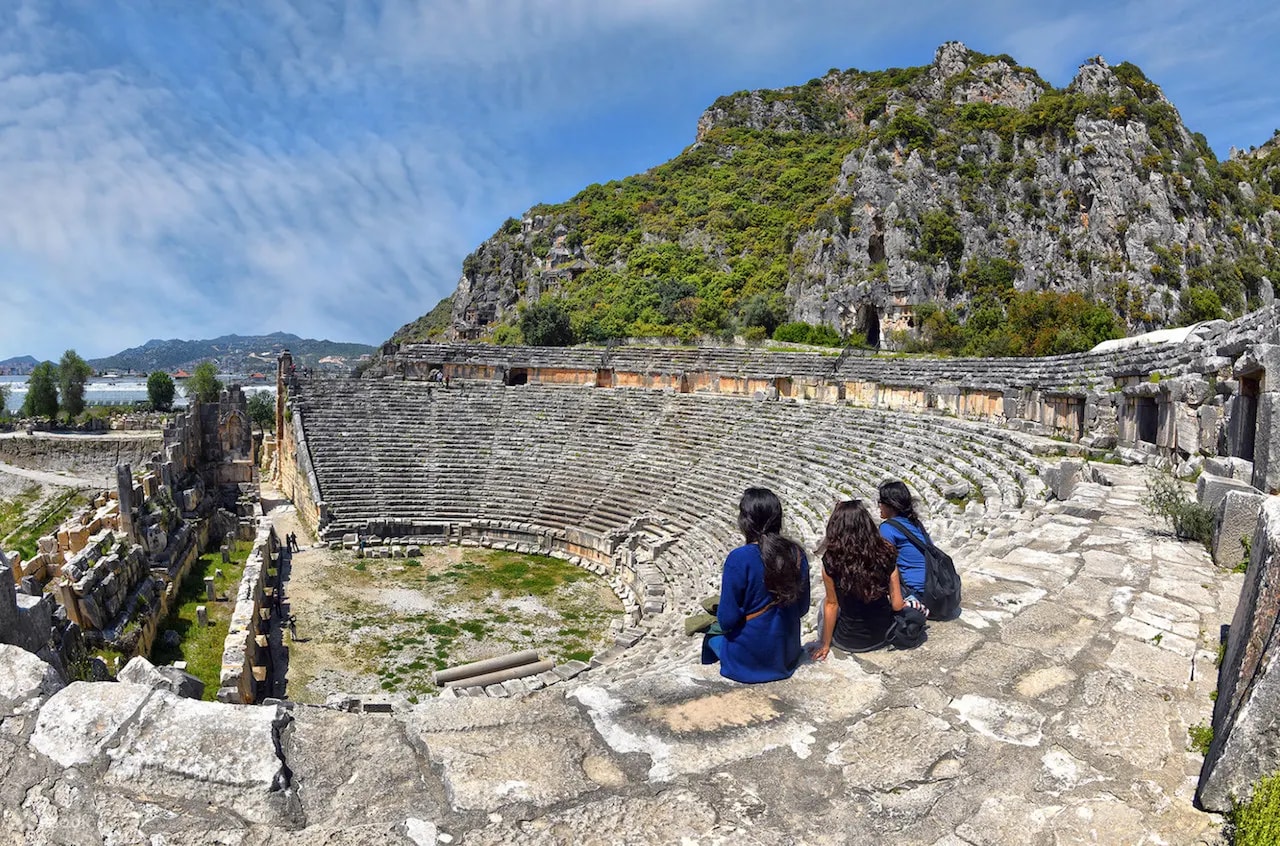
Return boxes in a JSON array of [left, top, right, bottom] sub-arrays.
[[818, 500, 898, 601], [737, 487, 803, 606], [877, 480, 920, 525]]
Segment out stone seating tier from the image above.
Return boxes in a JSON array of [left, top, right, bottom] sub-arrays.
[[385, 306, 1278, 393], [290, 380, 1045, 644]]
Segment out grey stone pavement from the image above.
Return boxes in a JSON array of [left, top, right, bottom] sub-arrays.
[[1, 465, 1240, 845]]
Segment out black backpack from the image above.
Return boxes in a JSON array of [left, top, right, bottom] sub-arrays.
[[885, 518, 962, 620]]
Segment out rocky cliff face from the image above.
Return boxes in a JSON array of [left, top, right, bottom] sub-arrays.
[[397, 42, 1280, 348]]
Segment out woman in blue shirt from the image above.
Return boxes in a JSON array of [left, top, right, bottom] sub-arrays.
[[702, 487, 810, 683], [877, 480, 928, 603]]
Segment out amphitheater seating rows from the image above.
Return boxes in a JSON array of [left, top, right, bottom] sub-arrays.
[[392, 306, 1279, 395], [292, 379, 1045, 650]]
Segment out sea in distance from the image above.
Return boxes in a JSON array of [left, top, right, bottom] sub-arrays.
[[1, 375, 275, 415]]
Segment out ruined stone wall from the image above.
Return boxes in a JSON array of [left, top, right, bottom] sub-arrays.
[[275, 403, 322, 536], [0, 433, 161, 483], [1198, 496, 1280, 810], [362, 308, 1280, 465], [218, 518, 279, 704]]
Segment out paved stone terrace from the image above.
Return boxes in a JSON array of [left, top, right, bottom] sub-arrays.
[[1, 465, 1237, 844]]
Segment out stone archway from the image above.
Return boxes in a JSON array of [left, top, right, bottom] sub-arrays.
[[220, 410, 251, 460]]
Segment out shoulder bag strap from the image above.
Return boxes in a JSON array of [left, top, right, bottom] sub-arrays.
[[885, 517, 933, 553]]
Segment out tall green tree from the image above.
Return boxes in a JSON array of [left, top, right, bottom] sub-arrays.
[[246, 392, 275, 432], [147, 371, 176, 411], [21, 362, 59, 419], [519, 300, 575, 346], [189, 361, 223, 404], [0, 383, 10, 419], [58, 349, 92, 418]]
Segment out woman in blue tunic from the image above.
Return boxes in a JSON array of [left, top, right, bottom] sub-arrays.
[[877, 480, 928, 603], [702, 487, 810, 683]]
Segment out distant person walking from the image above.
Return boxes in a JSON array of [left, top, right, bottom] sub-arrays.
[[287, 614, 298, 642]]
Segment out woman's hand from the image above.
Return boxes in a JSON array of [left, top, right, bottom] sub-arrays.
[[809, 641, 831, 661]]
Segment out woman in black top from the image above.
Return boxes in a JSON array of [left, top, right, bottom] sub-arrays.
[[810, 500, 910, 658]]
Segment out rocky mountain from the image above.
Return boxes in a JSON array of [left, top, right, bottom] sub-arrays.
[[0, 355, 38, 375], [395, 42, 1280, 353], [89, 333, 375, 375]]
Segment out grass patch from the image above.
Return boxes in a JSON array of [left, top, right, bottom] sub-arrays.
[[0, 484, 42, 540], [295, 547, 622, 699], [450, 550, 590, 599], [1227, 771, 1280, 846], [3, 488, 90, 561], [1187, 722, 1214, 755], [150, 539, 254, 700]]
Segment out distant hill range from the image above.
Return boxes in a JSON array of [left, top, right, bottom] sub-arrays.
[[0, 355, 38, 376], [87, 333, 376, 375]]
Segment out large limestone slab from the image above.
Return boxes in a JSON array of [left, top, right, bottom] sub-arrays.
[[286, 705, 447, 827], [950, 695, 1044, 747], [30, 682, 154, 768], [0, 644, 64, 716], [407, 694, 607, 812], [1067, 672, 1177, 773], [572, 661, 883, 782], [826, 708, 966, 790], [464, 788, 717, 846], [103, 691, 296, 826], [1212, 488, 1265, 569], [1195, 473, 1256, 513]]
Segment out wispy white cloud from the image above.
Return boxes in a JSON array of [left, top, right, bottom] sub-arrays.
[[0, 0, 1275, 360]]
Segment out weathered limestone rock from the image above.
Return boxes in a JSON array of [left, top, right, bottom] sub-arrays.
[[406, 695, 607, 812], [0, 644, 64, 716], [1212, 489, 1267, 569], [116, 655, 206, 700], [1041, 460, 1081, 501], [30, 682, 155, 767], [1199, 497, 1280, 810], [1195, 473, 1256, 513]]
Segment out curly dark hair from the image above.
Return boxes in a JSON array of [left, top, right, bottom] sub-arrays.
[[817, 500, 898, 602]]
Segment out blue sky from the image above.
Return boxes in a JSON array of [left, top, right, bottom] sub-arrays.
[[1, 0, 1277, 361]]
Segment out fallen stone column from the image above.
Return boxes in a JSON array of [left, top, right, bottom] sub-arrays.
[[442, 659, 554, 690], [433, 650, 540, 686]]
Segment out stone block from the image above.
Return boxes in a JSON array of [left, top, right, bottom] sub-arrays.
[[1041, 459, 1081, 502], [1204, 456, 1253, 481], [118, 656, 206, 699], [1213, 490, 1267, 570], [1199, 497, 1280, 810], [1196, 474, 1257, 513], [553, 660, 589, 681], [1175, 405, 1201, 455], [1252, 392, 1280, 493]]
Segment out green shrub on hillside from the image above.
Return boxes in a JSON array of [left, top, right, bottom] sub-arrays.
[[519, 299, 575, 347], [772, 321, 845, 347]]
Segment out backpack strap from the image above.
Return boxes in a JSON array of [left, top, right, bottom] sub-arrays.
[[885, 518, 932, 553]]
